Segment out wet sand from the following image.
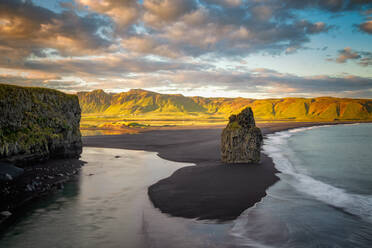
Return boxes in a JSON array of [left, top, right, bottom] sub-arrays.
[[82, 122, 357, 221]]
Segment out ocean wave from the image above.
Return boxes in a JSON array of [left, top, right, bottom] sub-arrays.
[[263, 128, 372, 222], [288, 125, 330, 133], [229, 124, 372, 247]]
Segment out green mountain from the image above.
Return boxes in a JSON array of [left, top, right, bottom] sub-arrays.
[[77, 89, 372, 121]]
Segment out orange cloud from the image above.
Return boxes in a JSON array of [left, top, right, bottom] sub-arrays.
[[77, 0, 140, 30], [359, 20, 372, 34]]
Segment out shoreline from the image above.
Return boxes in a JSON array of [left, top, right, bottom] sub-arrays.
[[0, 159, 83, 231], [0, 121, 366, 232], [83, 121, 361, 221], [80, 120, 371, 136]]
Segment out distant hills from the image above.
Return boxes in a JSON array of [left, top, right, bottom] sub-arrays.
[[77, 89, 372, 121]]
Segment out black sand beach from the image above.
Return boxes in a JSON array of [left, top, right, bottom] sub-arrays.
[[83, 122, 347, 221]]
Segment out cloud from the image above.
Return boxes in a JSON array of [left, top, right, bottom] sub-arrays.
[[2, 60, 372, 98], [273, 0, 372, 34], [204, 0, 243, 8], [297, 21, 332, 34], [121, 35, 182, 58], [358, 20, 372, 34], [0, 53, 207, 79], [143, 0, 198, 27], [358, 53, 372, 66], [93, 69, 372, 98], [328, 47, 372, 66], [0, 0, 343, 61], [335, 47, 361, 63], [152, 69, 372, 95], [76, 0, 140, 31], [0, 0, 371, 98], [1, 0, 370, 61], [123, 1, 334, 58], [0, 0, 113, 64], [280, 0, 372, 12]]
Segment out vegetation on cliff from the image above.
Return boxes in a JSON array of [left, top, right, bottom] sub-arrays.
[[78, 89, 372, 122], [0, 84, 82, 163]]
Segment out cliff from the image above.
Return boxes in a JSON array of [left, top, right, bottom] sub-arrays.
[[0, 84, 82, 164], [77, 89, 372, 121], [221, 107, 262, 163]]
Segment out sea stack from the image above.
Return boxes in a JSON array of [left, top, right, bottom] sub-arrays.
[[221, 107, 262, 164]]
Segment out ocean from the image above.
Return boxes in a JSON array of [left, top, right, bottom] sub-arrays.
[[1, 124, 371, 247], [231, 123, 372, 247]]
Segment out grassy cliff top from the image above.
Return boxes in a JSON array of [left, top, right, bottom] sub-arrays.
[[0, 84, 77, 100]]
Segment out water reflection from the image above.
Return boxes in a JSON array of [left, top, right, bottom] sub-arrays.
[[0, 148, 232, 248]]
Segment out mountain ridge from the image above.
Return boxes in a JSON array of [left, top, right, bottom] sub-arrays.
[[77, 89, 372, 121]]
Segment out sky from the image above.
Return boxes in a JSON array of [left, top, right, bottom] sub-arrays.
[[0, 0, 372, 98]]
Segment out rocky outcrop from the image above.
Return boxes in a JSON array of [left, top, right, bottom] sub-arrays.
[[221, 107, 262, 163], [0, 84, 82, 164]]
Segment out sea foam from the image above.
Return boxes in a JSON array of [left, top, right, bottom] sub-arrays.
[[263, 127, 372, 222], [230, 124, 372, 247]]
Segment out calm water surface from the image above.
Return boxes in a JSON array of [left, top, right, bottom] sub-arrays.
[[0, 148, 231, 248]]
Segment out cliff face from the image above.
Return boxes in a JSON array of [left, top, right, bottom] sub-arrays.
[[77, 89, 372, 121], [0, 84, 82, 164], [221, 107, 262, 164]]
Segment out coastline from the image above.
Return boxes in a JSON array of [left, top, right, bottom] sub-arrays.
[[0, 159, 83, 231], [1, 121, 366, 232], [83, 121, 361, 221]]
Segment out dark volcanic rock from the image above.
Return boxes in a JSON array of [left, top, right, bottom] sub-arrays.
[[0, 84, 82, 164], [0, 84, 83, 228], [0, 158, 83, 217], [221, 107, 263, 163], [0, 162, 24, 181]]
